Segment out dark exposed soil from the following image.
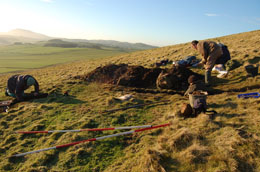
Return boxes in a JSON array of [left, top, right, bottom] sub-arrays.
[[77, 64, 202, 90]]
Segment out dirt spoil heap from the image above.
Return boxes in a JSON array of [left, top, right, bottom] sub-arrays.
[[79, 64, 201, 90]]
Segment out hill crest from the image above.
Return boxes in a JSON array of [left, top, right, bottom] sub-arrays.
[[0, 29, 158, 50]]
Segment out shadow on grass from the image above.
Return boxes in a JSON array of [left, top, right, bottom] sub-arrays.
[[8, 155, 26, 165], [40, 150, 60, 167], [209, 80, 260, 94], [212, 112, 246, 119], [228, 75, 248, 84], [248, 56, 260, 64], [206, 88, 225, 95], [208, 102, 238, 109], [33, 92, 85, 105], [161, 157, 180, 172], [211, 112, 247, 128], [213, 76, 230, 85], [226, 84, 260, 92]]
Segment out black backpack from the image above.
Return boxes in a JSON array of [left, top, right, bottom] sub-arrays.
[[215, 44, 231, 65]]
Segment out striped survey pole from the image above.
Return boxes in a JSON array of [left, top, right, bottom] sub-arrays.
[[15, 125, 153, 134], [11, 123, 170, 157]]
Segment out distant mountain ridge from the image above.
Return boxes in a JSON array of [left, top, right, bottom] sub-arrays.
[[5, 29, 51, 40], [63, 39, 158, 50], [0, 29, 158, 50]]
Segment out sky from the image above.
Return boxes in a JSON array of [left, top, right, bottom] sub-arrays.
[[0, 0, 259, 46]]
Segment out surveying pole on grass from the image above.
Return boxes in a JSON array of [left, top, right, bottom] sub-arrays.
[[15, 125, 153, 134], [11, 123, 170, 157]]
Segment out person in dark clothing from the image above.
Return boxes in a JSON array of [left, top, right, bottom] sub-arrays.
[[184, 75, 206, 96], [5, 75, 39, 101]]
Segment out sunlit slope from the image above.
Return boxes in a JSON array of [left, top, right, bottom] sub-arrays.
[[105, 30, 260, 67], [0, 30, 259, 172], [0, 44, 127, 73]]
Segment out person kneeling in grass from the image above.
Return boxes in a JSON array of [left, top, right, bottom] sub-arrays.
[[5, 75, 39, 101]]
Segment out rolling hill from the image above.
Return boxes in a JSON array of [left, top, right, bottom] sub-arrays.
[[0, 43, 128, 74], [4, 29, 51, 40], [0, 30, 260, 172], [0, 29, 51, 45], [0, 29, 158, 50], [65, 39, 158, 50]]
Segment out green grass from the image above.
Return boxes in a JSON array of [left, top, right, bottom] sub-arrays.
[[0, 44, 127, 73], [0, 80, 169, 171], [0, 30, 260, 172]]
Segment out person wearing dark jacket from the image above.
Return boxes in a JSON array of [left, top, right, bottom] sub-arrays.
[[5, 75, 39, 101], [191, 40, 223, 85], [184, 75, 206, 96]]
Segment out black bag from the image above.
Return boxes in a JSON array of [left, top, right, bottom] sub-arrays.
[[215, 44, 231, 65]]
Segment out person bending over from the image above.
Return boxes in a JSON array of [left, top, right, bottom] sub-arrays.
[[191, 40, 223, 86], [5, 75, 39, 101]]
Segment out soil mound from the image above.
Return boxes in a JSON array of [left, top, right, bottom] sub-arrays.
[[156, 65, 198, 90], [81, 64, 129, 84], [79, 64, 201, 90]]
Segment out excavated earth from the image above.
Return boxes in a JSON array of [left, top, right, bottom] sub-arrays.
[[77, 64, 202, 91]]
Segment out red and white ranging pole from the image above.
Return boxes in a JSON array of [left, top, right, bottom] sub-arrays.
[[11, 123, 170, 157], [15, 125, 153, 134]]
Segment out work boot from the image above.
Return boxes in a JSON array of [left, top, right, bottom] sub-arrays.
[[5, 88, 9, 96], [205, 71, 211, 86]]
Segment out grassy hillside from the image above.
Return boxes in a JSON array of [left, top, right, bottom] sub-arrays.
[[0, 30, 260, 172], [0, 44, 128, 73]]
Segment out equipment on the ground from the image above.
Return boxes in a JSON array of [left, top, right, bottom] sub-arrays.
[[238, 92, 260, 99], [173, 56, 201, 67], [245, 65, 259, 77], [16, 125, 152, 134], [189, 91, 208, 109], [1, 93, 48, 112], [0, 100, 13, 113], [11, 123, 170, 157]]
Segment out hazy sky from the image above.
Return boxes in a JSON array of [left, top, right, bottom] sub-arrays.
[[0, 0, 259, 46]]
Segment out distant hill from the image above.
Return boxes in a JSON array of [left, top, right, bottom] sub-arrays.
[[64, 39, 158, 50], [43, 39, 105, 49], [5, 29, 51, 40], [0, 29, 51, 45], [0, 29, 158, 50], [43, 39, 81, 48]]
